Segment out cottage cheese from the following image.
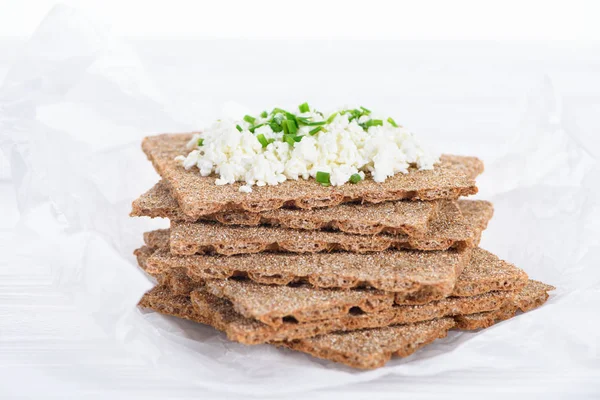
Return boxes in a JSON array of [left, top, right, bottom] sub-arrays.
[[176, 107, 439, 192]]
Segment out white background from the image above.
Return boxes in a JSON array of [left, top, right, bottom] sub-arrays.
[[1, 1, 599, 399]]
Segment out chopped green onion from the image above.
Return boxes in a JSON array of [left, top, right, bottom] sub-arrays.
[[316, 171, 331, 186], [299, 102, 310, 113], [282, 120, 289, 134], [249, 123, 265, 133], [326, 112, 338, 124], [283, 134, 296, 146], [387, 117, 398, 127], [273, 112, 285, 124], [305, 120, 326, 126], [349, 173, 362, 184], [287, 119, 298, 134], [296, 116, 312, 125], [272, 107, 288, 115], [244, 115, 256, 124], [236, 124, 243, 132], [309, 126, 323, 135], [270, 121, 283, 133], [362, 119, 383, 128], [197, 138, 204, 146], [360, 106, 371, 115], [256, 134, 270, 148], [261, 111, 268, 118]]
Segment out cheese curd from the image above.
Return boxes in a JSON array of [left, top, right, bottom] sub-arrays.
[[176, 108, 439, 192]]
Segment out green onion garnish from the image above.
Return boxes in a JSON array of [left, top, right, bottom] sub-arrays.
[[349, 173, 362, 184], [316, 171, 331, 186], [249, 123, 265, 133], [326, 112, 338, 124], [283, 134, 296, 147], [309, 126, 322, 135], [197, 138, 204, 146], [256, 134, 270, 148], [287, 119, 298, 134], [236, 125, 243, 132], [305, 120, 326, 126], [270, 121, 283, 133], [360, 106, 371, 115], [297, 116, 312, 125], [387, 117, 398, 127], [244, 115, 256, 124], [261, 111, 268, 118], [299, 102, 310, 113], [364, 119, 383, 128]]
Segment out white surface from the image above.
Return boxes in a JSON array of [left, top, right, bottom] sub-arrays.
[[1, 6, 600, 400], [1, 0, 600, 39]]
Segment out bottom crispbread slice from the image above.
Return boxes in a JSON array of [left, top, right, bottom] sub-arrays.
[[454, 280, 555, 329], [140, 284, 511, 345], [137, 279, 553, 369], [281, 279, 554, 369]]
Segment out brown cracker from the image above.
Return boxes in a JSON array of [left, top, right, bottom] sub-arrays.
[[280, 319, 455, 370], [146, 246, 470, 294], [137, 247, 527, 326], [203, 247, 527, 326], [131, 180, 441, 237], [187, 288, 511, 344], [454, 280, 554, 329], [281, 279, 553, 368], [165, 200, 492, 256], [142, 133, 482, 218]]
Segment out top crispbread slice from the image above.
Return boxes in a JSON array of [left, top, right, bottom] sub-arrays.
[[283, 279, 553, 369], [167, 200, 486, 256], [131, 180, 440, 237], [142, 133, 482, 219]]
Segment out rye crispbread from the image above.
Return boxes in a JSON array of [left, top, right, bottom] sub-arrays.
[[145, 246, 470, 294], [454, 280, 555, 329], [142, 133, 482, 218], [159, 200, 492, 256], [137, 279, 552, 369], [281, 279, 553, 369], [137, 287, 455, 369], [280, 318, 455, 370], [131, 180, 441, 237], [136, 246, 528, 325], [190, 287, 510, 344]]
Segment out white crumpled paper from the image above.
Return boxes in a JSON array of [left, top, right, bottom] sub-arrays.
[[1, 6, 599, 398]]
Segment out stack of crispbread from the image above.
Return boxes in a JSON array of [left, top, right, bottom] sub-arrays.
[[132, 133, 554, 370]]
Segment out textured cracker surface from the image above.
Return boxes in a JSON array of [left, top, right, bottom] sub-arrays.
[[136, 246, 528, 316], [131, 180, 441, 237], [146, 245, 471, 293], [454, 280, 554, 329], [281, 318, 455, 369], [187, 287, 511, 344], [165, 200, 492, 256], [137, 279, 553, 369], [142, 133, 482, 218]]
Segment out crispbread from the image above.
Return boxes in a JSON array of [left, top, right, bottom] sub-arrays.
[[135, 246, 197, 295], [280, 319, 455, 370], [146, 246, 470, 295], [188, 287, 510, 344], [135, 246, 528, 325], [137, 287, 455, 369], [142, 133, 482, 218], [138, 278, 553, 369], [162, 200, 492, 256], [131, 180, 441, 237], [454, 280, 555, 329], [281, 279, 553, 368]]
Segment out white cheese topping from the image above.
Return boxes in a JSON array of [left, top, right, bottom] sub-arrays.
[[176, 106, 439, 192]]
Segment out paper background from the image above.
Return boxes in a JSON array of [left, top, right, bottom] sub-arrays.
[[1, 6, 599, 399]]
